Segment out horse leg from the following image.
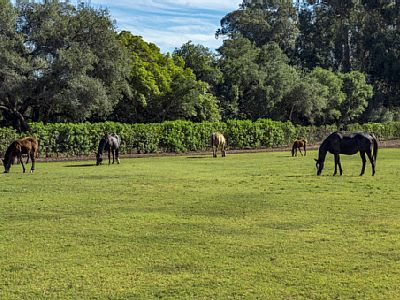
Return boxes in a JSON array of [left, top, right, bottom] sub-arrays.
[[213, 146, 216, 158], [116, 149, 120, 164], [30, 152, 35, 173], [108, 149, 111, 164], [19, 154, 26, 173], [304, 145, 306, 156], [338, 155, 343, 176], [333, 157, 337, 175], [366, 150, 375, 176], [222, 145, 226, 157], [112, 149, 115, 164], [359, 152, 366, 176], [298, 147, 303, 156], [334, 154, 342, 176]]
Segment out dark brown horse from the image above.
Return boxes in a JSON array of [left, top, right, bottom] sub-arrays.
[[315, 132, 378, 176], [211, 132, 226, 158], [292, 139, 307, 157], [96, 133, 121, 165], [2, 137, 39, 173]]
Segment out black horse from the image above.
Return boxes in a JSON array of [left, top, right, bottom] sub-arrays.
[[315, 132, 378, 176], [96, 134, 121, 166]]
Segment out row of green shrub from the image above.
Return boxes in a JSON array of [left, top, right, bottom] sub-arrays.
[[1, 120, 399, 157]]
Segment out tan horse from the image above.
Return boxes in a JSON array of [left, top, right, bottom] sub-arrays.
[[292, 139, 307, 157], [2, 137, 39, 173], [211, 132, 226, 157]]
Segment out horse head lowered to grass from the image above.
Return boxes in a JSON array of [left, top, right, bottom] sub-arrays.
[[315, 132, 378, 176], [96, 133, 121, 165], [2, 137, 39, 173]]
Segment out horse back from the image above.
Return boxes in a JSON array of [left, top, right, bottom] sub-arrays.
[[107, 134, 120, 150], [16, 137, 38, 154], [327, 132, 374, 154], [212, 132, 225, 147]]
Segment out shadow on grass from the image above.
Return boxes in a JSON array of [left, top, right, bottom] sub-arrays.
[[64, 163, 96, 168], [186, 156, 208, 159]]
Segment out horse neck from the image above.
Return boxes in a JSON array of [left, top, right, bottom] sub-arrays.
[[97, 138, 108, 155], [318, 141, 328, 162], [4, 143, 17, 162]]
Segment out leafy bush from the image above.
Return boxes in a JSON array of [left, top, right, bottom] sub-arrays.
[[1, 120, 400, 157]]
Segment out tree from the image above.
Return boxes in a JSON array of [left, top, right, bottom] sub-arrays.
[[308, 67, 345, 124], [216, 0, 299, 54], [173, 41, 222, 90], [114, 31, 220, 123], [339, 71, 373, 124], [14, 0, 129, 123], [0, 0, 32, 131], [218, 38, 300, 121], [282, 74, 329, 125]]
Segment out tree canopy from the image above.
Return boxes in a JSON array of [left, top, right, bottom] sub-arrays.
[[2, 0, 399, 130]]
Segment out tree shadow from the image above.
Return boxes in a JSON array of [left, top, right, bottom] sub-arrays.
[[64, 163, 96, 168]]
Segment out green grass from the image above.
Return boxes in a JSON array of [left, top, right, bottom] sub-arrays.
[[1, 149, 400, 299]]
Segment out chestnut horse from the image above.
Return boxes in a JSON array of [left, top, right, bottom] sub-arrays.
[[211, 132, 226, 158], [292, 139, 307, 156], [2, 137, 39, 173]]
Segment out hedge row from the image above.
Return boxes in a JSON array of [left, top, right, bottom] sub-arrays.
[[0, 120, 399, 157]]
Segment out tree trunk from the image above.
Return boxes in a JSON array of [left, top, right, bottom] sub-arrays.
[[0, 105, 31, 132]]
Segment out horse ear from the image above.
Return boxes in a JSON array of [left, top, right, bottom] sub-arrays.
[[314, 159, 318, 162]]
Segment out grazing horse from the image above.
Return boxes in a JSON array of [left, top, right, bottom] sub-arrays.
[[2, 137, 39, 173], [211, 132, 226, 158], [96, 133, 121, 165], [292, 139, 307, 157], [315, 132, 378, 176]]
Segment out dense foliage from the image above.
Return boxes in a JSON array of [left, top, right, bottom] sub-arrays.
[[0, 0, 399, 130], [1, 120, 400, 157]]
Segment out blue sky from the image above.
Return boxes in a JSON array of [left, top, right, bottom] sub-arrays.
[[88, 0, 242, 53]]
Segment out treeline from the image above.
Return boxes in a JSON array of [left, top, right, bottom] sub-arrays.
[[1, 1, 399, 131], [1, 120, 399, 157]]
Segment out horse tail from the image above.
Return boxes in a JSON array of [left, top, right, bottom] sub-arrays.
[[211, 133, 215, 147], [35, 139, 39, 158], [372, 134, 378, 163]]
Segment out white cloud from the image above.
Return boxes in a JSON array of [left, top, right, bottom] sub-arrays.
[[89, 0, 242, 52], [91, 0, 241, 11]]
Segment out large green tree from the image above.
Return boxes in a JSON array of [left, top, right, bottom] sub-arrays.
[[113, 31, 220, 123], [339, 71, 373, 124], [173, 41, 222, 91], [0, 0, 33, 131], [217, 0, 299, 54], [218, 37, 300, 121], [14, 0, 129, 123]]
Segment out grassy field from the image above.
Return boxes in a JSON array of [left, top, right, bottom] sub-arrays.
[[1, 149, 400, 299]]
